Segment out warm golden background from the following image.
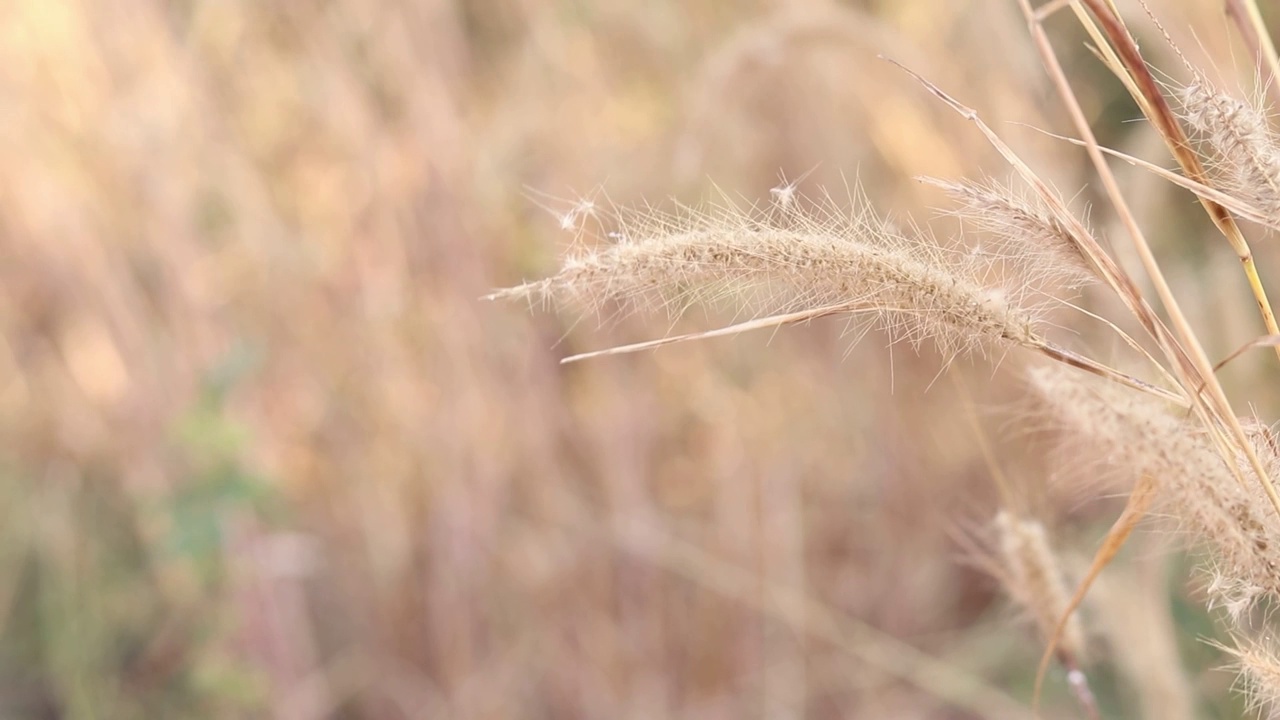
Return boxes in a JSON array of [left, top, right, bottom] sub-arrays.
[[3, 0, 1279, 718]]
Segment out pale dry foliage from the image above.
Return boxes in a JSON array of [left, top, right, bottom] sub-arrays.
[[492, 0, 1280, 717], [7, 0, 1280, 719]]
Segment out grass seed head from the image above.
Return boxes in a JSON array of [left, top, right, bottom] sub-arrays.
[[922, 176, 1096, 289], [1223, 636, 1280, 714], [1029, 365, 1280, 619], [490, 190, 1059, 358], [995, 511, 1087, 663], [1177, 77, 1280, 225]]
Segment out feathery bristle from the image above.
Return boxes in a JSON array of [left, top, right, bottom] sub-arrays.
[[1223, 637, 1280, 713], [922, 176, 1095, 289]]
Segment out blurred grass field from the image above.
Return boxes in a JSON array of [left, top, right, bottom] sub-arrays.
[[3, 0, 1280, 717]]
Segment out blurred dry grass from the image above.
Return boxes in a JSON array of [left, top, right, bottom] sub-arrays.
[[2, 0, 1279, 718]]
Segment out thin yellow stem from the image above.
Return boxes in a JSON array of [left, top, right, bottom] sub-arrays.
[[1073, 1, 1280, 364], [1067, 0, 1280, 518]]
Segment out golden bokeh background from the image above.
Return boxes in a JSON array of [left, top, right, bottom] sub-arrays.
[[2, 1, 1278, 717]]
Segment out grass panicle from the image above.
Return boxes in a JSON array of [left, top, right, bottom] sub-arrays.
[[1030, 365, 1280, 620], [922, 176, 1096, 289], [1223, 636, 1280, 714], [1177, 76, 1280, 227], [994, 511, 1088, 664], [490, 192, 1052, 358]]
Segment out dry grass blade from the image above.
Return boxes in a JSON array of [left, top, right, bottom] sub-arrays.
[[1028, 128, 1279, 230], [1213, 335, 1280, 374], [557, 304, 851, 363], [1033, 342, 1187, 405], [1032, 474, 1157, 715], [1015, 0, 1280, 526], [1076, 0, 1280, 364]]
